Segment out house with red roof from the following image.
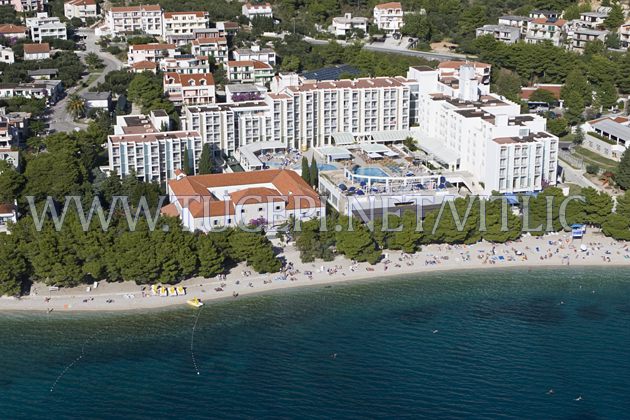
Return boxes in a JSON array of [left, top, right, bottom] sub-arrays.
[[226, 60, 274, 85], [373, 2, 404, 34], [163, 72, 216, 106], [164, 169, 325, 231]]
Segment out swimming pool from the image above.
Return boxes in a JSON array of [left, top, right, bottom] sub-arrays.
[[354, 167, 390, 178], [318, 164, 337, 171]]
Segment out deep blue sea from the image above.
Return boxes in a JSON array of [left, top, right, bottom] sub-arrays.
[[2, 267, 630, 419]]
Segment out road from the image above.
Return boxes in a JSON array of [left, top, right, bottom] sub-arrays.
[[303, 36, 472, 62], [559, 159, 601, 190], [48, 28, 123, 133]]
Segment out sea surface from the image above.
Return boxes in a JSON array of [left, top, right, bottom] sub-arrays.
[[2, 267, 630, 419]]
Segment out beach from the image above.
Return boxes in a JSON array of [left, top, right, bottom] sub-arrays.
[[2, 230, 629, 313]]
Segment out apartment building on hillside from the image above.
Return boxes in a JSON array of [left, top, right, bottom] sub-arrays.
[[107, 5, 163, 37], [106, 110, 204, 182], [373, 2, 404, 34]]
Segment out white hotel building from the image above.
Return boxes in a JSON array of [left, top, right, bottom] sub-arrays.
[[107, 5, 163, 37], [183, 76, 415, 154], [162, 11, 209, 40], [106, 110, 203, 182], [407, 62, 558, 193], [109, 62, 556, 194]]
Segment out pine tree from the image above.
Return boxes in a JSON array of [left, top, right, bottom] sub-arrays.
[[0, 234, 27, 296], [301, 156, 310, 185], [309, 157, 319, 188], [335, 217, 382, 264], [197, 234, 225, 278], [198, 144, 213, 174], [615, 148, 630, 190], [574, 125, 585, 145], [604, 3, 624, 30], [182, 147, 192, 175]]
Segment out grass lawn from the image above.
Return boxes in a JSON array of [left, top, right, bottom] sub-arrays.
[[564, 182, 583, 195], [573, 146, 618, 171], [77, 72, 102, 92]]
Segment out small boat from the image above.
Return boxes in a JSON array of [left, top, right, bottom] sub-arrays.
[[151, 285, 159, 295], [168, 286, 177, 296], [187, 297, 204, 308], [177, 286, 186, 296], [159, 287, 168, 297]]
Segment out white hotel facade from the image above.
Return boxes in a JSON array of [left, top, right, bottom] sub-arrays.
[[106, 111, 203, 183], [408, 63, 558, 193], [183, 76, 414, 154], [110, 62, 557, 194]]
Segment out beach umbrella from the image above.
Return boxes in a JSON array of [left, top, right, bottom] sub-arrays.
[[348, 186, 356, 192], [357, 190, 365, 195], [338, 183, 347, 191], [360, 181, 367, 187]]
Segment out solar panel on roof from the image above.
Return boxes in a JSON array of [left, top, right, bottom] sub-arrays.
[[302, 64, 360, 81]]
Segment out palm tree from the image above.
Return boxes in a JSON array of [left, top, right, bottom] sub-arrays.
[[66, 94, 86, 119]]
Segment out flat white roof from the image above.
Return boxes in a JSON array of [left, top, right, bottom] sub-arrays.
[[360, 143, 390, 153], [332, 132, 354, 145], [410, 131, 460, 165], [592, 119, 630, 142], [370, 130, 411, 142], [239, 140, 288, 168], [318, 146, 352, 159]]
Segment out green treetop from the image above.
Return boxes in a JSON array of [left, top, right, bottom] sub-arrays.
[[301, 156, 310, 185]]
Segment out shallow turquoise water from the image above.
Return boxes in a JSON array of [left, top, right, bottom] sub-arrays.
[[2, 267, 630, 419]]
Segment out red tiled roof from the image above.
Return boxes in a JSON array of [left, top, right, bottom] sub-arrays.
[[168, 169, 321, 218], [438, 60, 491, 70], [252, 59, 272, 69], [532, 17, 566, 26], [374, 2, 402, 9], [132, 60, 157, 69], [0, 202, 16, 214], [160, 202, 180, 217], [244, 2, 271, 9], [108, 131, 201, 144], [520, 84, 562, 100], [288, 76, 410, 92], [192, 37, 227, 45], [164, 11, 207, 18], [0, 24, 26, 34], [66, 0, 96, 5], [130, 43, 175, 51], [23, 43, 50, 54], [110, 5, 161, 12], [164, 72, 215, 86]]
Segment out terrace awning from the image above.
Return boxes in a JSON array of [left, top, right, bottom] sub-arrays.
[[370, 130, 410, 143], [319, 146, 352, 160], [367, 152, 383, 159], [411, 133, 460, 166], [332, 132, 354, 145], [360, 143, 389, 154]]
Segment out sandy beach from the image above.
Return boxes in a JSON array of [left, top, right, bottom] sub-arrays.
[[2, 231, 629, 313]]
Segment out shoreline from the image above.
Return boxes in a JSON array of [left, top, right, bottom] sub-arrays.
[[2, 231, 629, 313]]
